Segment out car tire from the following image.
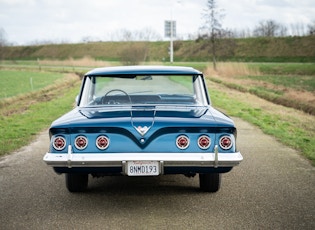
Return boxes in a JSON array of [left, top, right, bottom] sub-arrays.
[[65, 173, 88, 192], [199, 173, 221, 192]]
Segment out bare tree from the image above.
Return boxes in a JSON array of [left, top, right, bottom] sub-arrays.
[[110, 28, 161, 42], [278, 25, 288, 37], [134, 27, 162, 41], [233, 27, 252, 38], [290, 22, 307, 36], [200, 0, 225, 70], [307, 21, 315, 36], [0, 28, 7, 61], [253, 20, 286, 37]]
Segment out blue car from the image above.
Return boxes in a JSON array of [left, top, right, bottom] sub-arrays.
[[43, 66, 243, 192]]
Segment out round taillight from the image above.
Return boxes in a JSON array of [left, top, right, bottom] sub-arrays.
[[75, 136, 88, 150], [53, 136, 66, 151], [219, 136, 232, 150], [198, 135, 211, 149], [96, 135, 110, 150], [176, 135, 190, 150]]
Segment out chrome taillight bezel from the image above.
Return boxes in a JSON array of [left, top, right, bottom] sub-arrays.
[[74, 135, 88, 150], [198, 135, 211, 150], [176, 135, 190, 150], [219, 135, 233, 150], [52, 136, 66, 151], [96, 135, 110, 150]]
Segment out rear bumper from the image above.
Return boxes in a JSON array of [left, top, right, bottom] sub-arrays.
[[43, 145, 243, 174]]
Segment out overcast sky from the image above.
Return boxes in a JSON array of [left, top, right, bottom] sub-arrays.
[[0, 0, 314, 45]]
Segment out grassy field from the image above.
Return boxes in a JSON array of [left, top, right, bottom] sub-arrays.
[[249, 62, 315, 75], [3, 36, 315, 62], [0, 70, 64, 98], [0, 71, 81, 155], [209, 83, 315, 166], [205, 62, 315, 165], [0, 61, 314, 166], [206, 62, 315, 115]]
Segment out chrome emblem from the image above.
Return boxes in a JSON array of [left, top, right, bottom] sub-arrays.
[[135, 125, 150, 136]]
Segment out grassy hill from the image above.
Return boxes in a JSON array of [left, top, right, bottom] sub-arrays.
[[2, 36, 315, 62]]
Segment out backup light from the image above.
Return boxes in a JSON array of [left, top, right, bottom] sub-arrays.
[[52, 136, 66, 151], [176, 135, 190, 150], [75, 136, 88, 150]]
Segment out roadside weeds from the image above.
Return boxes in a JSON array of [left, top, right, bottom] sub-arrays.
[[207, 78, 315, 166]]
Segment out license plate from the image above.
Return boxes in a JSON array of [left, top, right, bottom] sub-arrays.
[[127, 161, 159, 176]]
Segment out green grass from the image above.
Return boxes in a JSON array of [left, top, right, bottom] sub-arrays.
[[210, 88, 315, 166], [249, 63, 315, 75], [0, 70, 64, 98], [208, 62, 315, 115], [249, 86, 284, 96], [245, 74, 315, 92], [0, 81, 80, 156]]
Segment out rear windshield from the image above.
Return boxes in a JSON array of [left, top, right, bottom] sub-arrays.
[[78, 74, 209, 107]]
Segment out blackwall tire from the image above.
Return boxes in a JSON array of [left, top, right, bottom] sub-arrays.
[[199, 173, 221, 192], [65, 173, 88, 192]]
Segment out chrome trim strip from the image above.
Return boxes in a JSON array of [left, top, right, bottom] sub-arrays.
[[122, 161, 126, 175], [67, 145, 73, 168], [214, 145, 218, 168], [44, 152, 243, 168], [160, 161, 164, 175]]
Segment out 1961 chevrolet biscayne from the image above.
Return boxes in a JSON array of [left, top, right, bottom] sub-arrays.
[[43, 66, 243, 193]]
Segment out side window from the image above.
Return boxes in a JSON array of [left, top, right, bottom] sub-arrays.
[[79, 77, 92, 106], [193, 75, 209, 105]]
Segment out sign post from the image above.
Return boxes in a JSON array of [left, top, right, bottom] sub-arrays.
[[164, 20, 176, 63]]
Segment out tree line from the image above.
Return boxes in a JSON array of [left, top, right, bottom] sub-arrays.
[[216, 20, 315, 39], [0, 20, 314, 47], [198, 0, 314, 70], [1, 0, 314, 66]]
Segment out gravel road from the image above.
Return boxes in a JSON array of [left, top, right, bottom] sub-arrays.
[[0, 117, 314, 230]]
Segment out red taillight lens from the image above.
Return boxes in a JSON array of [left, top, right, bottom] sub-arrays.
[[53, 136, 66, 151], [219, 136, 232, 150], [198, 135, 211, 149], [96, 135, 110, 150], [75, 136, 88, 150], [176, 135, 190, 150]]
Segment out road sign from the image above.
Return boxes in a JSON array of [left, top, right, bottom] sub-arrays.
[[164, 20, 176, 38]]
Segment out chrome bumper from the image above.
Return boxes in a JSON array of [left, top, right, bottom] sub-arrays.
[[43, 145, 243, 169]]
